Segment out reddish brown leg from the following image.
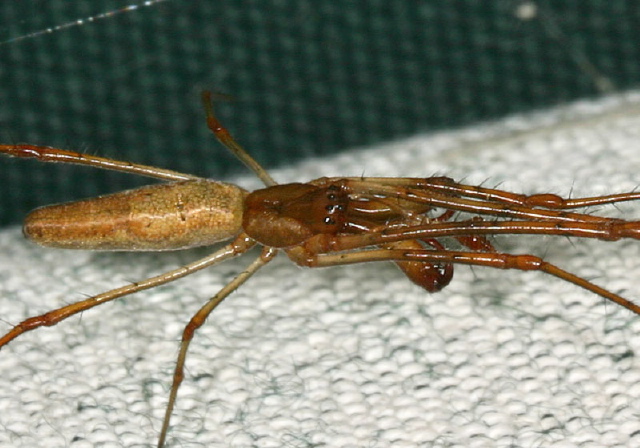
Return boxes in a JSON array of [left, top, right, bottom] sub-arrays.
[[157, 247, 277, 448], [415, 176, 640, 209], [359, 200, 495, 253], [0, 144, 197, 181], [295, 248, 640, 315], [201, 91, 277, 187], [361, 181, 626, 223], [295, 218, 640, 259], [327, 176, 640, 209], [315, 178, 639, 224], [0, 236, 256, 348]]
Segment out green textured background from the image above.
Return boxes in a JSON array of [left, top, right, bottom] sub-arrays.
[[1, 1, 639, 226]]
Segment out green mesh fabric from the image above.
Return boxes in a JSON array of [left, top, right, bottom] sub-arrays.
[[1, 1, 639, 225]]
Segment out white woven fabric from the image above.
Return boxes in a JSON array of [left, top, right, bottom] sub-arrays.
[[2, 92, 640, 447]]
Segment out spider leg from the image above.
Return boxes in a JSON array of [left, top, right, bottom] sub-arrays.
[[292, 247, 640, 315], [294, 218, 640, 258], [413, 177, 640, 209], [201, 91, 277, 187], [0, 144, 197, 181], [157, 246, 277, 448], [0, 235, 256, 348], [321, 176, 640, 209], [341, 179, 632, 224]]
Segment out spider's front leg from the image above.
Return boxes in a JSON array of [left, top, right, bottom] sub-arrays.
[[286, 237, 640, 315], [323, 175, 640, 210]]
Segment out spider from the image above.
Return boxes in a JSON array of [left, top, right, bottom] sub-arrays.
[[1, 92, 639, 446]]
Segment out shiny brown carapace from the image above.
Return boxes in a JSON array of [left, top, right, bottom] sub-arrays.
[[1, 92, 640, 447]]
